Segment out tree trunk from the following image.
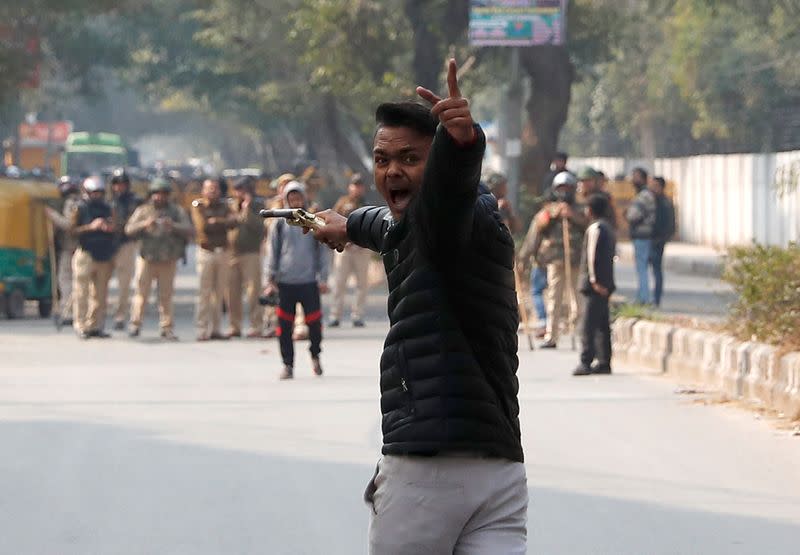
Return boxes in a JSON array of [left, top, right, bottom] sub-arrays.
[[519, 46, 574, 196], [404, 0, 443, 90]]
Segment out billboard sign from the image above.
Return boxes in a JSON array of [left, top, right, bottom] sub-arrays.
[[469, 0, 567, 46], [19, 121, 74, 147]]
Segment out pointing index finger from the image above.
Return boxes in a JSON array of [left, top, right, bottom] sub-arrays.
[[416, 86, 442, 106], [447, 58, 461, 98]]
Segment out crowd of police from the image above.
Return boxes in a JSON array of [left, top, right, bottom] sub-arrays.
[[45, 169, 372, 378], [44, 152, 674, 378]]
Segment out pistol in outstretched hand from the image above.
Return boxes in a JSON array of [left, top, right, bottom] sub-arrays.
[[259, 208, 326, 230]]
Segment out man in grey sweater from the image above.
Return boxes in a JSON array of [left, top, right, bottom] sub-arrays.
[[264, 181, 330, 379]]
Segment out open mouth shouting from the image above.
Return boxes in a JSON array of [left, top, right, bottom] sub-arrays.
[[388, 185, 414, 213]]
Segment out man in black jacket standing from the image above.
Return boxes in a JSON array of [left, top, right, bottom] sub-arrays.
[[310, 60, 527, 554], [573, 194, 617, 376]]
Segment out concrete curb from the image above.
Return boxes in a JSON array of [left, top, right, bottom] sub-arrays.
[[613, 318, 800, 420]]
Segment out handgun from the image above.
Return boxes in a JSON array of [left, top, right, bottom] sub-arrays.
[[259, 208, 326, 230]]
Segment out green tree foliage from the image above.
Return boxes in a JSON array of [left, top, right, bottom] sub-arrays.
[[561, 0, 800, 158]]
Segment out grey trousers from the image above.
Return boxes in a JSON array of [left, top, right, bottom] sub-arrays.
[[364, 454, 528, 554]]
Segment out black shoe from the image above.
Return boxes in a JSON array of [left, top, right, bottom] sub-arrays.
[[61, 318, 73, 326], [591, 363, 612, 375], [79, 330, 91, 340], [312, 357, 323, 376], [209, 332, 229, 341], [129, 326, 140, 338], [280, 365, 294, 380], [328, 319, 340, 328], [113, 320, 125, 331], [538, 340, 557, 349], [572, 364, 593, 376], [352, 319, 365, 328], [93, 330, 111, 339]]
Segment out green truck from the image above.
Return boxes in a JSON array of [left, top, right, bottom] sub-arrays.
[[62, 132, 129, 176]]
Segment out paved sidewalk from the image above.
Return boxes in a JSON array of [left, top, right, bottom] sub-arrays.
[[618, 241, 724, 278]]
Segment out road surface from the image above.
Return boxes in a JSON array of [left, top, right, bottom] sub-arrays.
[[1, 253, 796, 554]]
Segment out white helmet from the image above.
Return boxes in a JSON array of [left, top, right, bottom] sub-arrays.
[[83, 177, 105, 192], [552, 171, 577, 188]]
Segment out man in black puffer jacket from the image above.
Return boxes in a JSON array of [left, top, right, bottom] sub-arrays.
[[311, 59, 527, 554]]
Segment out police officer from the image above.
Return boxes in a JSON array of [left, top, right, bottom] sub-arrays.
[[518, 171, 587, 349], [126, 178, 193, 340], [190, 178, 236, 341], [45, 176, 82, 326], [328, 174, 371, 327], [487, 172, 522, 234], [109, 168, 143, 330], [70, 177, 117, 339], [577, 166, 617, 228], [226, 176, 267, 338]]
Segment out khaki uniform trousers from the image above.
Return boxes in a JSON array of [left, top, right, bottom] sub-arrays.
[[72, 248, 113, 333], [112, 241, 138, 323], [130, 257, 178, 332], [228, 252, 263, 334], [58, 249, 75, 320], [196, 247, 229, 335], [330, 245, 371, 321], [544, 260, 581, 343]]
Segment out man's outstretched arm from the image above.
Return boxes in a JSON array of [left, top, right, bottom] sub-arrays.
[[415, 59, 485, 256]]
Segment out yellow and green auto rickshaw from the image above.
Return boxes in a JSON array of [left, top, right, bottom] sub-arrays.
[[0, 179, 59, 319]]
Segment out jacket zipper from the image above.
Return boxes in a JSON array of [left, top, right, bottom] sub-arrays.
[[397, 343, 415, 418]]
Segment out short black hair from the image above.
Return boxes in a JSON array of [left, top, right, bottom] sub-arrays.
[[653, 176, 666, 189], [375, 102, 438, 138], [555, 151, 568, 161], [632, 167, 648, 180], [587, 193, 610, 218]]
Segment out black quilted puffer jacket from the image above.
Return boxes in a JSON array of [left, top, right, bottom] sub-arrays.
[[347, 126, 523, 462]]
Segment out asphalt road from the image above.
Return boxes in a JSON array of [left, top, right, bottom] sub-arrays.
[[1, 255, 797, 554]]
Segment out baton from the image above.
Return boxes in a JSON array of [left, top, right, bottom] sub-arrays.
[[260, 208, 326, 230]]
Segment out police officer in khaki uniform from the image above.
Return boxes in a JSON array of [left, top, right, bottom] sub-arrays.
[[126, 178, 193, 340], [109, 169, 143, 330], [45, 175, 82, 326], [70, 177, 117, 339], [227, 176, 267, 338], [191, 178, 236, 341], [329, 174, 371, 327], [518, 171, 587, 349]]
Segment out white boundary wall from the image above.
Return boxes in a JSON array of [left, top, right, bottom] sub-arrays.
[[572, 151, 800, 247]]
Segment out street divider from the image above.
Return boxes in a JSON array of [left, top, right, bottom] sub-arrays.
[[613, 317, 800, 420]]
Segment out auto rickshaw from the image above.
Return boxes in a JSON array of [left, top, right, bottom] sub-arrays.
[[0, 179, 58, 319]]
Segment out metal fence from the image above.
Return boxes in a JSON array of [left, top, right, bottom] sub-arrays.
[[572, 150, 800, 248]]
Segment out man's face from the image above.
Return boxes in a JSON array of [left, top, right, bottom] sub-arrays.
[[88, 190, 105, 202], [632, 170, 646, 187], [112, 182, 128, 196], [493, 181, 508, 199], [152, 191, 168, 207], [373, 125, 432, 219], [578, 178, 597, 195], [203, 180, 221, 202], [348, 182, 365, 200], [234, 187, 248, 201], [286, 191, 304, 209], [553, 158, 567, 172]]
